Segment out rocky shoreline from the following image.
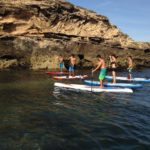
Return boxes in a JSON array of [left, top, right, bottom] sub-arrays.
[[0, 0, 150, 70]]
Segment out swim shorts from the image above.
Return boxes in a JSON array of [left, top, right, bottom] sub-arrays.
[[69, 65, 75, 72], [99, 68, 107, 80], [128, 68, 133, 74], [59, 62, 64, 69]]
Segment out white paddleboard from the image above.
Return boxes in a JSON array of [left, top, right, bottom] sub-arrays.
[[54, 82, 133, 93], [105, 76, 150, 83]]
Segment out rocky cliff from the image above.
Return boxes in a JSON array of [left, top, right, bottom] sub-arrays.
[[0, 0, 150, 69]]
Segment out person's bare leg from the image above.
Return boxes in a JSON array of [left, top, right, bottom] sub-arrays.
[[114, 71, 116, 83], [100, 80, 103, 88], [129, 73, 132, 80], [72, 71, 75, 76], [112, 71, 116, 83], [69, 71, 71, 77], [112, 71, 114, 83]]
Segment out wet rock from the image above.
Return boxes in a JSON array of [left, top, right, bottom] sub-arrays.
[[0, 59, 18, 69], [0, 0, 149, 69]]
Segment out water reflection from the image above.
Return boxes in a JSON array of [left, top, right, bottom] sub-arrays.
[[0, 69, 150, 149]]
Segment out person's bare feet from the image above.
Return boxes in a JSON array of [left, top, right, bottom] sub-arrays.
[[112, 82, 116, 84]]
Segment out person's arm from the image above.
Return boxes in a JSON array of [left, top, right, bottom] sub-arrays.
[[109, 56, 112, 67], [109, 56, 112, 62], [57, 57, 60, 65], [92, 62, 101, 73], [74, 58, 77, 64], [128, 63, 132, 68], [128, 60, 133, 68], [113, 57, 116, 62]]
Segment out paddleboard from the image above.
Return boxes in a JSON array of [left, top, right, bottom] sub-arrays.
[[54, 82, 133, 93], [46, 71, 68, 75], [53, 75, 88, 80], [105, 76, 150, 83], [84, 80, 143, 89]]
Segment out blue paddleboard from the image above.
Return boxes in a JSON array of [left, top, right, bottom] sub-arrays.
[[105, 76, 150, 83], [84, 80, 143, 89]]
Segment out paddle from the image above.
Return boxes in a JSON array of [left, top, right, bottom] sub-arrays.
[[91, 69, 93, 92]]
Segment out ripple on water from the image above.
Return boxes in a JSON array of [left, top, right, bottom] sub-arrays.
[[0, 70, 150, 149]]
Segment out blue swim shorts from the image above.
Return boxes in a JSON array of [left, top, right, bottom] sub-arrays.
[[69, 65, 75, 72]]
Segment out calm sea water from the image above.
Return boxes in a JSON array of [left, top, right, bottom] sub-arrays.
[[0, 69, 150, 150]]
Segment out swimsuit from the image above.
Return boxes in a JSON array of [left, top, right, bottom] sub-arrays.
[[59, 62, 64, 70], [110, 62, 117, 72], [99, 68, 106, 80], [111, 62, 116, 65], [69, 64, 75, 72], [110, 68, 117, 72], [128, 67, 133, 74], [110, 62, 116, 82]]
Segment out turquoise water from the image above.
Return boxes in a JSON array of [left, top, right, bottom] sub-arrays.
[[0, 69, 150, 150]]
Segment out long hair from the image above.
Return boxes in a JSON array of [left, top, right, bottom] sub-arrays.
[[97, 55, 101, 58]]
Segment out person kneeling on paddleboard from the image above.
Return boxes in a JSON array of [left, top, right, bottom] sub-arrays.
[[92, 55, 107, 88], [58, 54, 64, 72], [69, 54, 76, 76]]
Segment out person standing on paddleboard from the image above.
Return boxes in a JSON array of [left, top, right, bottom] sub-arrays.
[[109, 54, 117, 84], [58, 54, 64, 72], [69, 54, 76, 76], [127, 56, 133, 79], [92, 55, 107, 88]]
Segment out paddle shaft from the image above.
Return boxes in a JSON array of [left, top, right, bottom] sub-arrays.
[[91, 70, 93, 92]]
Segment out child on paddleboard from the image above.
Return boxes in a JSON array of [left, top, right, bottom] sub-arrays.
[[69, 54, 76, 76], [92, 55, 107, 88], [127, 56, 133, 79], [58, 54, 64, 72]]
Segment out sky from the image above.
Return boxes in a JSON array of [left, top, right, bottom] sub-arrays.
[[67, 0, 150, 42]]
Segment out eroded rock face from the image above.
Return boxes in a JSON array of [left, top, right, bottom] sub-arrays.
[[0, 0, 150, 69]]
